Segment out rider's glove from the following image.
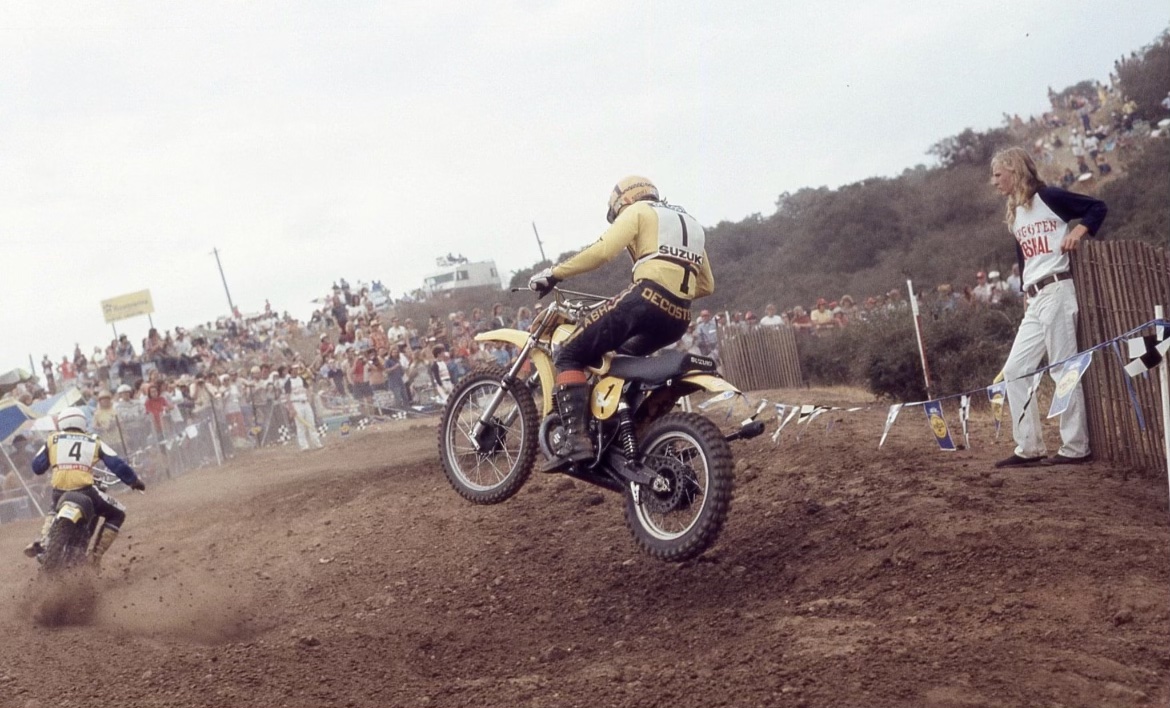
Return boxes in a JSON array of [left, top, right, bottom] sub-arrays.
[[130, 480, 146, 492], [527, 267, 560, 297]]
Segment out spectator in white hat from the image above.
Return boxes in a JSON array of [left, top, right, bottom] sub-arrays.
[[972, 271, 994, 305], [987, 270, 1008, 304]]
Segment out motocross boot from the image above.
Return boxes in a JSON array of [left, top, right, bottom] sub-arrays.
[[540, 383, 595, 473], [90, 525, 119, 569], [22, 515, 55, 558]]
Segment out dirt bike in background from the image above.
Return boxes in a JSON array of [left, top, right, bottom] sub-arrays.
[[437, 287, 766, 562]]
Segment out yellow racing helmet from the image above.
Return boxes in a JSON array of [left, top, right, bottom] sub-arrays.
[[606, 176, 659, 224]]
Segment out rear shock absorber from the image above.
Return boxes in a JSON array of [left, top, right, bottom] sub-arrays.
[[616, 403, 638, 460]]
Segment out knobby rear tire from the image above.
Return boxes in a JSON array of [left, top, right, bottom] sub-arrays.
[[624, 412, 735, 563], [40, 519, 87, 574]]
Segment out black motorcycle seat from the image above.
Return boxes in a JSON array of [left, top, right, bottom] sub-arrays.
[[606, 350, 718, 385]]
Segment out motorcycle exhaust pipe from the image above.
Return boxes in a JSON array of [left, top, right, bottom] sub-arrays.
[[725, 420, 765, 442]]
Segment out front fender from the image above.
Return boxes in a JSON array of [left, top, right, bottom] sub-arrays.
[[475, 329, 557, 416]]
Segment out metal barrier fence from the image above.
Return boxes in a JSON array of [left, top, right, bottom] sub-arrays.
[[0, 405, 234, 525], [1073, 239, 1170, 472], [0, 383, 453, 525]]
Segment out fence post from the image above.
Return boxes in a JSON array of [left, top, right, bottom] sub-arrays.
[[1157, 305, 1170, 498]]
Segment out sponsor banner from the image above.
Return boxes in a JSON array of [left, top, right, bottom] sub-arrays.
[[100, 289, 154, 323]]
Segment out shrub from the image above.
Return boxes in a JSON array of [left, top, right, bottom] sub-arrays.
[[798, 302, 1024, 401]]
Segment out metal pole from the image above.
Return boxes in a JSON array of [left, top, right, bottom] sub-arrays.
[[0, 445, 44, 516], [211, 247, 237, 315], [114, 412, 129, 458], [531, 222, 548, 264], [907, 279, 934, 399], [1156, 305, 1169, 501]]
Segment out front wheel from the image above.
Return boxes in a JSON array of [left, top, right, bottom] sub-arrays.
[[625, 412, 734, 562], [437, 365, 540, 504]]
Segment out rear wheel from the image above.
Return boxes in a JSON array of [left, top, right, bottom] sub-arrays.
[[624, 412, 734, 562], [437, 365, 540, 504], [40, 519, 87, 574]]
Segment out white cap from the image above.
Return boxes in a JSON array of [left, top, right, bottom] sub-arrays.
[[988, 270, 1001, 279]]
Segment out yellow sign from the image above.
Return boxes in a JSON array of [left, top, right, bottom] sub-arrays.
[[929, 412, 949, 440], [100, 290, 154, 323]]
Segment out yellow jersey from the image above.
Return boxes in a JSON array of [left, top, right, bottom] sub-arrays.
[[552, 201, 714, 301], [44, 431, 114, 491]]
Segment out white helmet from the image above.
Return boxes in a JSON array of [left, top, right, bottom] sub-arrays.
[[56, 406, 88, 432]]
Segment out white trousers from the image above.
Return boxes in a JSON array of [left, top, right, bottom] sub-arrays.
[[292, 400, 323, 450], [1002, 279, 1089, 459]]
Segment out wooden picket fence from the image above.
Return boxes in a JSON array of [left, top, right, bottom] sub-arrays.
[[1073, 239, 1170, 472], [716, 324, 803, 391]]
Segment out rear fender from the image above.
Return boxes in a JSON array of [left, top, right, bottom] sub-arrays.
[[55, 501, 85, 525], [678, 373, 740, 394], [475, 329, 556, 416], [55, 491, 95, 525]]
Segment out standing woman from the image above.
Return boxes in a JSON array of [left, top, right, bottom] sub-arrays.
[[990, 147, 1107, 468]]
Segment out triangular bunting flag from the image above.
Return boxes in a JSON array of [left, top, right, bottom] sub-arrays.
[[1048, 351, 1092, 418], [959, 395, 971, 449], [879, 403, 903, 449], [923, 400, 956, 452], [986, 378, 1007, 440], [1124, 333, 1170, 377], [771, 405, 800, 445]]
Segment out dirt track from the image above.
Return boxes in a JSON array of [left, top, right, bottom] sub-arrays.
[[2, 388, 1168, 708]]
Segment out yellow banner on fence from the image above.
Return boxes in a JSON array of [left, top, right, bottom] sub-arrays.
[[100, 289, 154, 323]]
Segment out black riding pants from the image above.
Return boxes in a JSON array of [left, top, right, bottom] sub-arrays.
[[555, 280, 692, 372], [52, 486, 127, 531]]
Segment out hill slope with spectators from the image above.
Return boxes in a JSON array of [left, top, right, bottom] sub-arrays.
[[496, 31, 1169, 319]]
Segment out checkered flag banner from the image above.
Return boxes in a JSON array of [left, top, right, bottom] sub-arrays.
[[317, 423, 328, 438], [1124, 326, 1170, 377], [277, 424, 292, 445]]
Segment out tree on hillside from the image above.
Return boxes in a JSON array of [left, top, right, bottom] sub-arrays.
[[1115, 29, 1170, 120], [927, 127, 1014, 168], [1098, 138, 1170, 245]]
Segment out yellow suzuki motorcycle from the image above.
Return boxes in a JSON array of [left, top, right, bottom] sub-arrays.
[[437, 287, 765, 562]]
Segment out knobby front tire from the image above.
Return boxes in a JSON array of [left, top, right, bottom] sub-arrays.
[[437, 365, 540, 504]]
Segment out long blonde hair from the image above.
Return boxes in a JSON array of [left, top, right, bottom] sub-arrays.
[[991, 147, 1045, 229]]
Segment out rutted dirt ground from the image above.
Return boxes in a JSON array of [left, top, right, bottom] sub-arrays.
[[1, 387, 1168, 708]]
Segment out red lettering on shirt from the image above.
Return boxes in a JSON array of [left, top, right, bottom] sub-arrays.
[[1015, 218, 1058, 260]]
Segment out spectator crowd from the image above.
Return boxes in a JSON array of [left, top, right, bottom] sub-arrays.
[[674, 266, 1023, 362]]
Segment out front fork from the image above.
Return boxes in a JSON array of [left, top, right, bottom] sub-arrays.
[[469, 341, 539, 451]]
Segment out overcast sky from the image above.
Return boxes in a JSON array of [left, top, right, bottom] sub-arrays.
[[2, 1, 1166, 375]]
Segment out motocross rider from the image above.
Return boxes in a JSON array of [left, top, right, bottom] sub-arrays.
[[528, 176, 715, 472], [22, 406, 146, 567]]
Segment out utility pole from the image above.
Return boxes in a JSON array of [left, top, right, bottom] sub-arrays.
[[211, 247, 237, 315], [531, 222, 548, 264]]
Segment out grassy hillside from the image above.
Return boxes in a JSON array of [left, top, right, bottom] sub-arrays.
[[490, 30, 1169, 315]]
